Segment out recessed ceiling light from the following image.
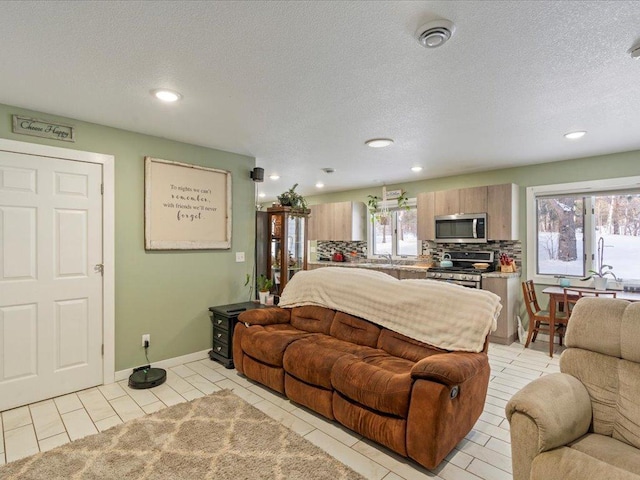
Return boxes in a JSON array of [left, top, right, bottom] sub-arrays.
[[411, 166, 423, 172], [315, 182, 325, 188], [564, 131, 586, 140], [258, 192, 266, 198], [151, 89, 182, 102], [365, 138, 394, 148], [269, 174, 280, 180]]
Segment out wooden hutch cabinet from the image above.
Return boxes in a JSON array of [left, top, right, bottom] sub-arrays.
[[267, 206, 309, 295]]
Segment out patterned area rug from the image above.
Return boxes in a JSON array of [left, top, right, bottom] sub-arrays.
[[0, 389, 365, 480]]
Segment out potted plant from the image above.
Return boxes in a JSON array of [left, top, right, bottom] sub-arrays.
[[257, 274, 274, 304], [584, 236, 618, 290], [367, 194, 381, 223], [367, 190, 410, 224], [396, 191, 410, 211], [367, 194, 389, 224], [244, 273, 253, 302], [277, 183, 308, 214]]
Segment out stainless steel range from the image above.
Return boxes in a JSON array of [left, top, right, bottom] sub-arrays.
[[426, 251, 494, 288]]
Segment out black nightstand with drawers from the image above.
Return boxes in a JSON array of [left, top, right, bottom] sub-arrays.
[[208, 301, 267, 369]]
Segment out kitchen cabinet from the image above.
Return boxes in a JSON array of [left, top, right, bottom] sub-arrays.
[[307, 201, 366, 241], [460, 186, 488, 213], [267, 206, 308, 295], [434, 189, 460, 216], [482, 275, 520, 344], [434, 186, 487, 216], [487, 183, 519, 240], [398, 269, 427, 280], [419, 183, 518, 240], [417, 192, 435, 240], [307, 203, 330, 240]]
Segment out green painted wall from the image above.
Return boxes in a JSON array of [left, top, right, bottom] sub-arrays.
[[0, 104, 255, 371]]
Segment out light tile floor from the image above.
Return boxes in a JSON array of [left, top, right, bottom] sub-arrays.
[[0, 341, 562, 480]]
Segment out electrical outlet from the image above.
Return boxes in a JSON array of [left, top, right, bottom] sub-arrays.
[[142, 334, 150, 347], [236, 251, 245, 262]]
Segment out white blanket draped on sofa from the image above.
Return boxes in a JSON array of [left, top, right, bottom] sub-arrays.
[[278, 267, 501, 353]]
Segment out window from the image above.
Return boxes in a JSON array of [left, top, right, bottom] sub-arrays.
[[528, 177, 640, 284], [536, 195, 585, 277], [370, 207, 419, 258]]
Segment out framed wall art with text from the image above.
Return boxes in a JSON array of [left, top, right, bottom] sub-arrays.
[[144, 157, 231, 250]]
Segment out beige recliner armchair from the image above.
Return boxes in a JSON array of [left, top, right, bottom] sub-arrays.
[[506, 298, 640, 480]]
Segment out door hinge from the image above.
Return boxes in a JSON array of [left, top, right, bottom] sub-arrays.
[[101, 344, 104, 356], [101, 184, 104, 195]]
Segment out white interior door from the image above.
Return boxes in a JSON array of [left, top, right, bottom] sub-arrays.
[[0, 150, 103, 411]]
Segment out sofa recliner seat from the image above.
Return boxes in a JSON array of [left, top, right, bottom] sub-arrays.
[[506, 298, 640, 480], [330, 351, 414, 418], [234, 304, 492, 469]]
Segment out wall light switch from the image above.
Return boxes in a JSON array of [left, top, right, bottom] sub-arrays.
[[236, 252, 245, 262]]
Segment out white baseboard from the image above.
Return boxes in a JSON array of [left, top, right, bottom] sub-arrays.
[[113, 349, 210, 383]]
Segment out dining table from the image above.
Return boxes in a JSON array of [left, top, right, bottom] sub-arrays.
[[542, 286, 640, 356]]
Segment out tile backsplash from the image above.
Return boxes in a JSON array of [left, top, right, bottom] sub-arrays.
[[422, 240, 522, 267], [316, 241, 367, 260], [314, 239, 521, 267]]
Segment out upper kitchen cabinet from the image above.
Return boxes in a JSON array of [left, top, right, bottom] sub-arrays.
[[434, 189, 460, 215], [307, 203, 330, 240], [434, 186, 487, 216], [417, 192, 435, 240], [308, 201, 366, 241], [418, 183, 519, 240], [487, 183, 519, 240], [460, 186, 488, 213]]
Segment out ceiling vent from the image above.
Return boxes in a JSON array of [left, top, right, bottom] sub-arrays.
[[416, 19, 456, 48]]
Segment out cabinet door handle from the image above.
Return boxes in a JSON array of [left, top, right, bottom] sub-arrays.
[[216, 333, 222, 338], [215, 346, 222, 352], [216, 319, 222, 325]]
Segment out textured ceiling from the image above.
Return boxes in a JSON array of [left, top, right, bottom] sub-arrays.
[[1, 1, 639, 200]]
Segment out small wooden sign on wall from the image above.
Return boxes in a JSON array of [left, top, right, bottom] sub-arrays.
[[12, 115, 75, 142]]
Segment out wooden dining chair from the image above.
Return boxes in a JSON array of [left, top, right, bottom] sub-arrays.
[[563, 287, 617, 320], [522, 280, 568, 355]]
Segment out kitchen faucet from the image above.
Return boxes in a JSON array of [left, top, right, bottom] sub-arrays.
[[379, 253, 394, 264]]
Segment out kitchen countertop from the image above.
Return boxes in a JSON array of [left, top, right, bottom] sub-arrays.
[[309, 261, 520, 277], [309, 261, 432, 272]]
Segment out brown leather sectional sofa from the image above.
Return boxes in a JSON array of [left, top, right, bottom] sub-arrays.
[[233, 304, 491, 469]]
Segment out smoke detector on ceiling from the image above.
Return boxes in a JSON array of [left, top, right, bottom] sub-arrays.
[[416, 19, 456, 48]]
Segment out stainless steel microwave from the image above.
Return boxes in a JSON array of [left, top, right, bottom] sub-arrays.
[[435, 213, 487, 243]]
